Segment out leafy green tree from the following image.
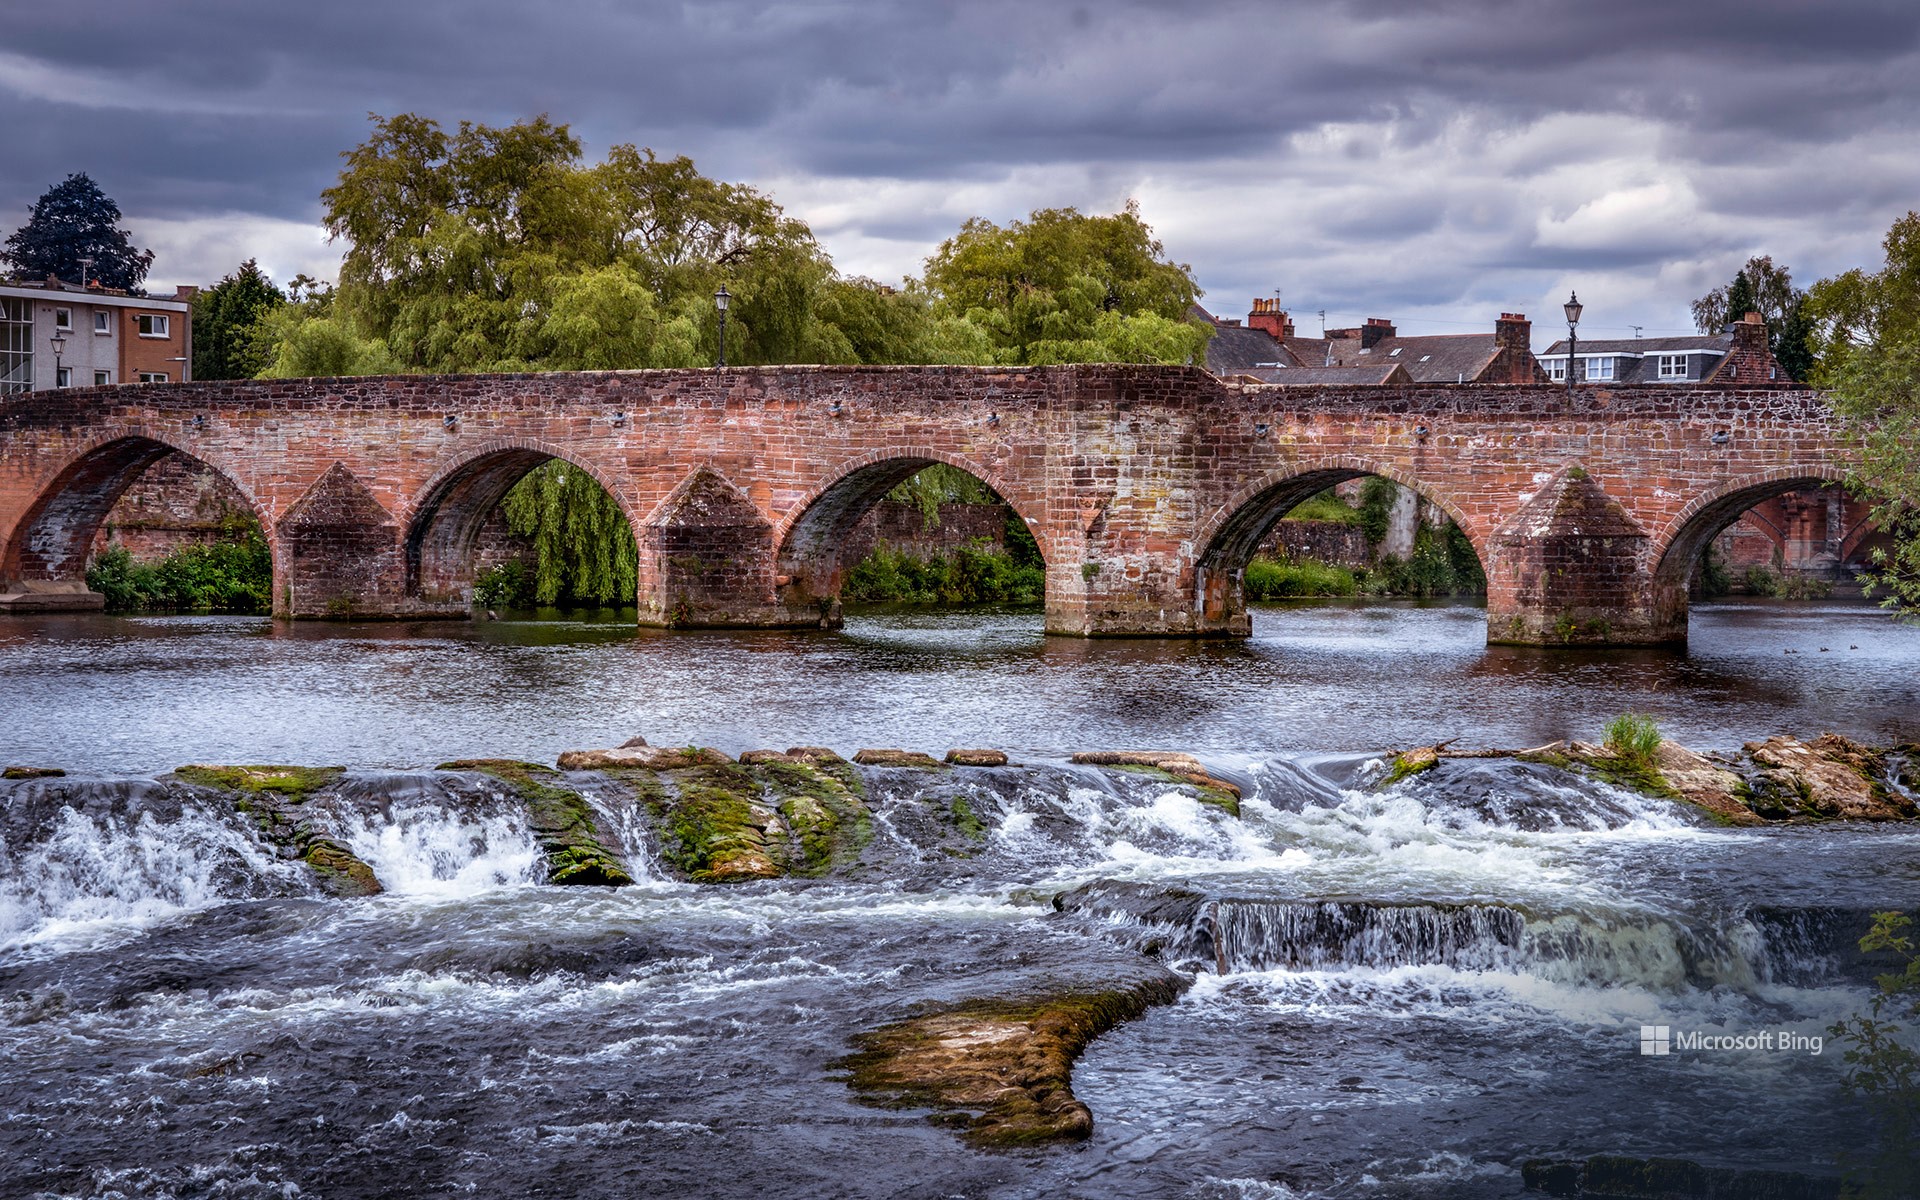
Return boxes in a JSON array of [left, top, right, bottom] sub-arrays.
[[2, 173, 154, 292], [922, 203, 1209, 365], [1810, 213, 1920, 616], [1692, 254, 1816, 381], [193, 260, 286, 380], [251, 283, 397, 379], [1831, 911, 1920, 1195]]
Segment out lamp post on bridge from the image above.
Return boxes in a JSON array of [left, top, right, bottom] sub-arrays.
[[714, 285, 730, 369], [49, 330, 67, 390], [1563, 291, 1582, 397]]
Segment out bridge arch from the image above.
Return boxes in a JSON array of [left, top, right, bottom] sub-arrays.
[[1, 428, 275, 603], [771, 448, 1054, 627], [403, 439, 639, 607], [1187, 458, 1486, 632], [1649, 466, 1852, 591]]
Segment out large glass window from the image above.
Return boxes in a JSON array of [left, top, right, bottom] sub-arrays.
[[0, 297, 31, 393]]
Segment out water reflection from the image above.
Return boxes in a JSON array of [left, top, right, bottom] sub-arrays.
[[1, 597, 1914, 773]]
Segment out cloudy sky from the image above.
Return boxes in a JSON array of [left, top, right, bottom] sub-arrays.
[[5, 0, 1917, 345]]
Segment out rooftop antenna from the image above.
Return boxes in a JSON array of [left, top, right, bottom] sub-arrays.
[[1317, 309, 1326, 336], [77, 256, 94, 288], [1630, 325, 1643, 338]]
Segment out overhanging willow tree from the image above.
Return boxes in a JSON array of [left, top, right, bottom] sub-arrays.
[[500, 462, 637, 606]]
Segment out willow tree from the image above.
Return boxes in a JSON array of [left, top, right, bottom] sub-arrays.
[[500, 462, 637, 607]]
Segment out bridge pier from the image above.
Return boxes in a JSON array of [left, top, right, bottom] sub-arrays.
[[1483, 467, 1686, 647]]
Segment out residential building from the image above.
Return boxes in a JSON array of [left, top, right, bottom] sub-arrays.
[[1197, 299, 1547, 384], [0, 276, 195, 394], [1536, 311, 1784, 385]]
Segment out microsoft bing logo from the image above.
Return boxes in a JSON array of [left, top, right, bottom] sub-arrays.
[[1640, 1025, 1671, 1056]]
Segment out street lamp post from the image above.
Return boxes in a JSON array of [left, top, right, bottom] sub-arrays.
[[1563, 291, 1583, 397], [714, 285, 730, 368], [50, 330, 67, 389]]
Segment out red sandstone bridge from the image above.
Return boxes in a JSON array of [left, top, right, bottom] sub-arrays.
[[0, 364, 1863, 645]]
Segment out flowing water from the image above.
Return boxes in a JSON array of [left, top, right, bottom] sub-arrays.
[[3, 598, 1917, 1198]]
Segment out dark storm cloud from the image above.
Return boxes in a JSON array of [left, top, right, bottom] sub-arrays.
[[3, 0, 1917, 327]]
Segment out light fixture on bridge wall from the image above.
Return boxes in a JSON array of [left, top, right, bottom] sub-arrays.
[[987, 412, 1000, 427], [1563, 292, 1583, 397], [610, 412, 626, 428], [714, 286, 730, 369], [1710, 430, 1731, 445], [1414, 424, 1431, 440], [830, 399, 842, 416], [443, 414, 458, 430], [191, 413, 205, 430], [1254, 422, 1270, 437]]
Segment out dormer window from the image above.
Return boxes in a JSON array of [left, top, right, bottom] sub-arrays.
[[1657, 354, 1688, 380], [1583, 356, 1615, 381]]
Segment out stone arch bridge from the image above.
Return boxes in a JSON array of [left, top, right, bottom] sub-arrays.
[[0, 365, 1855, 645]]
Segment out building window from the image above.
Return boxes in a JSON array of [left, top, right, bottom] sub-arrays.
[[1584, 356, 1615, 381], [1657, 354, 1688, 380], [53, 308, 72, 330], [138, 371, 168, 383], [94, 369, 111, 386], [57, 366, 72, 388], [1545, 359, 1567, 382], [94, 311, 110, 334], [135, 313, 171, 338], [1, 296, 30, 394]]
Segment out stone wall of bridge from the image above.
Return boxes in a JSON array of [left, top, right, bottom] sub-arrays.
[[0, 365, 1853, 645]]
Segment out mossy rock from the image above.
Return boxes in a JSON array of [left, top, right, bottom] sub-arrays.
[[2, 765, 66, 780], [948, 796, 986, 841], [442, 759, 634, 886], [1381, 747, 1438, 787], [642, 765, 788, 883], [173, 764, 345, 801], [305, 838, 382, 897], [837, 978, 1186, 1147], [762, 760, 872, 876], [853, 749, 946, 769]]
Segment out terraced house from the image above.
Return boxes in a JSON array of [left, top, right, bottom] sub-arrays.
[[0, 275, 195, 394]]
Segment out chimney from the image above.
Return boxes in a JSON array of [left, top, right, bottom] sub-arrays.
[[1495, 312, 1531, 354], [1360, 317, 1396, 350], [1492, 312, 1550, 384], [1246, 297, 1294, 340], [1713, 310, 1783, 384], [173, 285, 200, 302]]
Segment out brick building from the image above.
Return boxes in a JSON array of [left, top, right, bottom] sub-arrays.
[[0, 276, 195, 394]]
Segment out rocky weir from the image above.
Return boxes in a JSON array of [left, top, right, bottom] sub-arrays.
[[4, 730, 1915, 1164]]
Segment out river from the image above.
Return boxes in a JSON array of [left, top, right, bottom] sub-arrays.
[[3, 597, 1917, 1198]]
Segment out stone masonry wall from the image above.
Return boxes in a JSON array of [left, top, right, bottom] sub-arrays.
[[0, 365, 1855, 644]]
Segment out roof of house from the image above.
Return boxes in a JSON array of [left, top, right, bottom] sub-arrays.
[[0, 277, 193, 311], [1192, 305, 1298, 372], [1234, 363, 1410, 386], [1539, 333, 1732, 356], [1282, 332, 1502, 384]]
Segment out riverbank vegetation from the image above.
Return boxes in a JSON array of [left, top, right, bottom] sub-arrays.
[[1243, 523, 1486, 600], [85, 514, 272, 613]]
